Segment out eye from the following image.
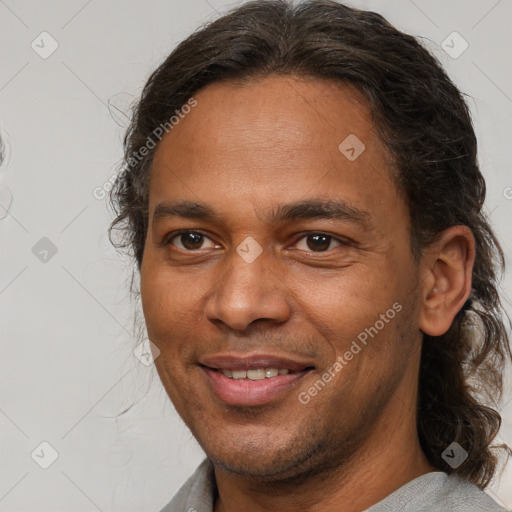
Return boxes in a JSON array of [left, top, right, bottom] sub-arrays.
[[294, 233, 343, 252], [167, 230, 219, 251]]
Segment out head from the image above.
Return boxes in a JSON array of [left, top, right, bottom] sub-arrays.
[[110, 0, 511, 488]]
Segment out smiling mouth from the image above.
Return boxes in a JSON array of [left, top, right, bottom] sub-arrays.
[[207, 367, 311, 380], [199, 361, 315, 407]]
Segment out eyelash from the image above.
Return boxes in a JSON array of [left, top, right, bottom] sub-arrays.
[[165, 229, 347, 253]]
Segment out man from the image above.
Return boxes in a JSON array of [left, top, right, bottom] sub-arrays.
[[109, 1, 511, 510]]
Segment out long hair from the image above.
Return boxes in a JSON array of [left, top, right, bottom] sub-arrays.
[[109, 0, 511, 487]]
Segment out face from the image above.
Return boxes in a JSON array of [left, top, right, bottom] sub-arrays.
[[140, 75, 424, 480]]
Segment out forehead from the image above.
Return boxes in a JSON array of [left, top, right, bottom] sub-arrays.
[[154, 75, 379, 167], [149, 75, 404, 231]]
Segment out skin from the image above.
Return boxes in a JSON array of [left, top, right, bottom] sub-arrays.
[[140, 75, 475, 512]]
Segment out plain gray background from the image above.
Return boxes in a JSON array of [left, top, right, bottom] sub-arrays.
[[1, 0, 511, 510]]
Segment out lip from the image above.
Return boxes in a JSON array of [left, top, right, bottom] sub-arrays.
[[199, 352, 315, 407], [199, 352, 314, 371]]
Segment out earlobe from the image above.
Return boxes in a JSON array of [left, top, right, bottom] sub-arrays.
[[418, 226, 476, 337]]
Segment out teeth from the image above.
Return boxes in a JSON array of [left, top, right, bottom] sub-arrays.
[[221, 368, 290, 380], [247, 369, 266, 380]]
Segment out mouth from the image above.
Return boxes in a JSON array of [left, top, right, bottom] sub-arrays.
[[213, 367, 297, 380], [199, 354, 315, 407]]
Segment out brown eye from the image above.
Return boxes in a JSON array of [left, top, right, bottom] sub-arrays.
[[168, 231, 217, 251], [295, 233, 342, 252]]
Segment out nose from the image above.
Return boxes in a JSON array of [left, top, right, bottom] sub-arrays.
[[204, 250, 292, 332]]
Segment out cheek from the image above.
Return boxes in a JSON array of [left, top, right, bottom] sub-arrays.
[[140, 266, 163, 336], [291, 263, 409, 362], [140, 261, 214, 376], [141, 263, 200, 403], [296, 262, 394, 320], [140, 261, 178, 347], [141, 261, 193, 333]]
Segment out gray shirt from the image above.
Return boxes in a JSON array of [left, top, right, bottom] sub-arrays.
[[160, 458, 508, 512]]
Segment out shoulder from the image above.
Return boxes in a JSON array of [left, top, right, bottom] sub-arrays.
[[158, 458, 215, 512], [368, 472, 508, 512]]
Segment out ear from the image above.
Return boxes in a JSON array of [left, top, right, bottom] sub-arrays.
[[418, 226, 475, 337]]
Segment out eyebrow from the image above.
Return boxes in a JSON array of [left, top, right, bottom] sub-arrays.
[[152, 198, 373, 229]]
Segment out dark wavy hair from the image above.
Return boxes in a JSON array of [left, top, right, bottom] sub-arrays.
[[109, 0, 511, 488]]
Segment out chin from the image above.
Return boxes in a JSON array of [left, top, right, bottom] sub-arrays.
[[211, 455, 304, 480], [201, 431, 328, 482]]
